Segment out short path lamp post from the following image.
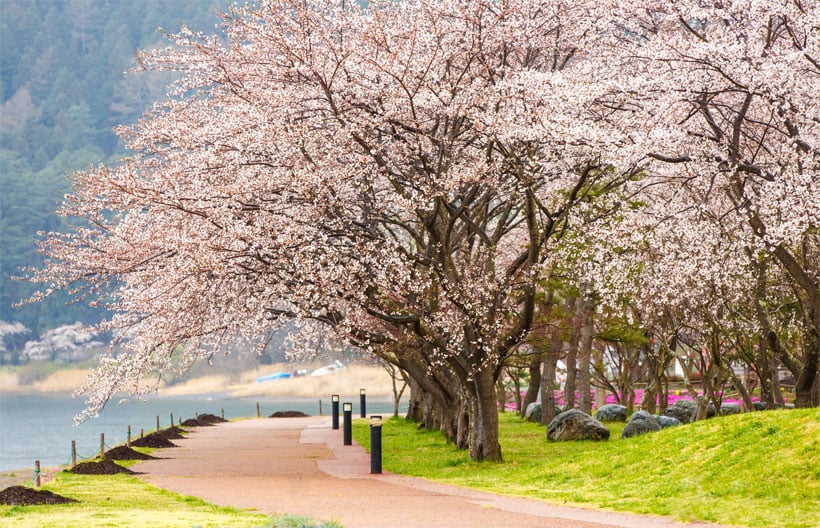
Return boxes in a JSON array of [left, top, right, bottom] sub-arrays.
[[332, 395, 340, 430], [360, 388, 367, 418], [343, 402, 353, 446], [370, 415, 383, 474]]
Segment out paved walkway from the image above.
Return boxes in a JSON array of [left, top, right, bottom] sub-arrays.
[[134, 417, 733, 528]]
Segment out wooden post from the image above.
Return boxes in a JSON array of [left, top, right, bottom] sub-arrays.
[[319, 399, 323, 416], [221, 407, 224, 420], [140, 428, 144, 439], [127, 425, 131, 447], [170, 413, 174, 428], [156, 415, 160, 431], [100, 433, 105, 459], [71, 440, 77, 468], [256, 402, 261, 418], [34, 460, 41, 488], [195, 410, 198, 419]]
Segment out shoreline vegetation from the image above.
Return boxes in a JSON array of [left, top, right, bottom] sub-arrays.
[[0, 363, 397, 399]]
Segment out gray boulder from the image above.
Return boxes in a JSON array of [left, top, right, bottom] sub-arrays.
[[665, 398, 718, 422], [663, 405, 691, 424], [524, 402, 541, 423], [595, 404, 628, 422], [752, 401, 768, 411], [547, 409, 610, 442], [621, 410, 661, 438], [655, 414, 682, 429], [720, 402, 741, 415]]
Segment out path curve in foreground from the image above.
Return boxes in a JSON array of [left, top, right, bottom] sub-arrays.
[[134, 417, 735, 528]]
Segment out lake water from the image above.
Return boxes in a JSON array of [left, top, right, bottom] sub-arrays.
[[0, 392, 400, 471]]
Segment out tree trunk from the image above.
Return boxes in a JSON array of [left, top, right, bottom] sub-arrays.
[[771, 358, 785, 406], [540, 349, 559, 426], [593, 345, 607, 409], [563, 297, 580, 410], [497, 375, 507, 413], [466, 368, 502, 461], [520, 354, 542, 417], [728, 366, 755, 411], [794, 342, 818, 408], [512, 367, 523, 414], [577, 288, 594, 414], [756, 336, 776, 410]]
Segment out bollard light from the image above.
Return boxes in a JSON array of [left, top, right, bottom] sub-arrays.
[[370, 415, 383, 474], [331, 394, 340, 430], [343, 402, 353, 445], [360, 388, 367, 418]]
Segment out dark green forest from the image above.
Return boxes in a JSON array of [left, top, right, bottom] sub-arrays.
[[1, 0, 230, 340]]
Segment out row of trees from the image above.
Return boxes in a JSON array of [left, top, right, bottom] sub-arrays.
[[31, 0, 818, 460]]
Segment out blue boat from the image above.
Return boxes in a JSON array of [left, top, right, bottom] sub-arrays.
[[256, 371, 292, 383]]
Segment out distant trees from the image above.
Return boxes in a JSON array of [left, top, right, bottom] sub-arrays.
[[0, 0, 228, 334]]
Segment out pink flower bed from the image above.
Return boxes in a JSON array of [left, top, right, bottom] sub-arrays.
[[506, 388, 784, 411]]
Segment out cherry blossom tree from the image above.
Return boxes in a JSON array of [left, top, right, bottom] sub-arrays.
[[32, 0, 636, 460], [604, 0, 819, 407]]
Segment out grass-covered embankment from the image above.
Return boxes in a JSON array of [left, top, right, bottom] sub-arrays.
[[353, 408, 820, 528], [0, 450, 338, 528], [0, 469, 274, 528]]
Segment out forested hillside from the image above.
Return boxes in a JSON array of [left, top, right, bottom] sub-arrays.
[[0, 0, 229, 340]]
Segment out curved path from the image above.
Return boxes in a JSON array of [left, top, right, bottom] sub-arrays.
[[134, 417, 733, 528]]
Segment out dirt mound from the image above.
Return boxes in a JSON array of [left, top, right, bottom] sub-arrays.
[[270, 411, 310, 418], [69, 459, 135, 475], [153, 426, 187, 439], [197, 413, 228, 424], [0, 486, 77, 505], [104, 446, 156, 461], [129, 434, 178, 449], [181, 418, 213, 427]]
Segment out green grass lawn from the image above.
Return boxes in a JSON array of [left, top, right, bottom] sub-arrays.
[[353, 408, 820, 528]]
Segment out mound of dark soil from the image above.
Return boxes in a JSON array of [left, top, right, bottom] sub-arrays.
[[153, 426, 187, 439], [69, 459, 135, 475], [104, 446, 156, 461], [181, 418, 213, 427], [0, 486, 77, 505], [129, 434, 178, 449], [197, 413, 227, 424], [269, 411, 310, 418]]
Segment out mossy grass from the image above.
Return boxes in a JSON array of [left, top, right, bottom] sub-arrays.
[[353, 408, 820, 528]]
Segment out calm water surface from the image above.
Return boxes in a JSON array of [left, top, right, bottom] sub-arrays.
[[0, 392, 397, 471]]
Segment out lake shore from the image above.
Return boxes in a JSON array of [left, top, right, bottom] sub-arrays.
[[0, 363, 397, 398]]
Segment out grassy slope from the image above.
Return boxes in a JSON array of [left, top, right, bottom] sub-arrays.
[[0, 471, 272, 528], [0, 450, 337, 528], [353, 408, 820, 528]]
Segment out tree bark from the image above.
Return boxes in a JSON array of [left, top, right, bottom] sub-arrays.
[[563, 296, 580, 410], [466, 368, 502, 461], [520, 354, 542, 417], [577, 287, 594, 414], [593, 345, 607, 409], [540, 348, 560, 426]]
